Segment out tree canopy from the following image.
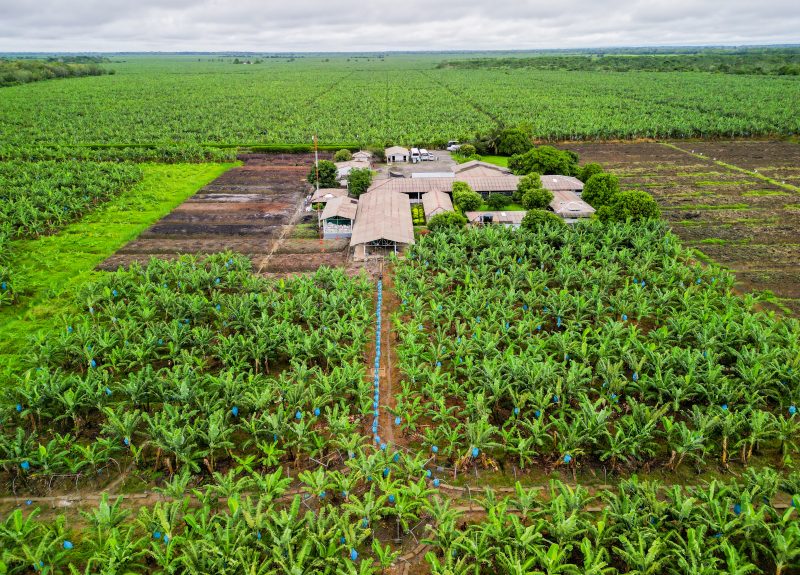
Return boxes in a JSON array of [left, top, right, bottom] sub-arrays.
[[598, 189, 661, 222], [486, 193, 512, 210], [496, 128, 534, 156], [452, 182, 483, 212], [509, 146, 579, 176], [333, 149, 352, 162], [347, 168, 373, 197], [307, 160, 338, 189], [520, 209, 566, 230], [582, 173, 621, 208], [578, 162, 604, 183], [521, 187, 554, 210], [427, 211, 468, 231]]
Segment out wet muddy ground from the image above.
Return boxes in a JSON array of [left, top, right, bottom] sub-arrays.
[[563, 140, 800, 315], [99, 153, 351, 274]]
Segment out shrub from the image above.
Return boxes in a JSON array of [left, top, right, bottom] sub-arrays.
[[307, 160, 338, 189], [522, 187, 554, 210], [452, 182, 483, 212], [486, 194, 511, 210], [509, 146, 579, 176], [598, 190, 661, 222], [582, 173, 620, 208], [427, 211, 467, 231], [347, 168, 373, 197], [496, 128, 533, 156], [334, 149, 352, 162], [514, 173, 542, 202], [520, 209, 566, 230], [368, 147, 386, 163], [579, 163, 604, 183], [459, 144, 476, 157]]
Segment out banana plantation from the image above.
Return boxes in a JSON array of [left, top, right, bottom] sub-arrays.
[[0, 160, 142, 305], [392, 222, 800, 474], [1, 224, 800, 573]]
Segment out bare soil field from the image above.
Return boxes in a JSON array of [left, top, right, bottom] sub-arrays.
[[563, 140, 800, 315], [99, 153, 352, 274]]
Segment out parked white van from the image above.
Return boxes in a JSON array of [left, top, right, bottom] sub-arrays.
[[410, 148, 421, 163]]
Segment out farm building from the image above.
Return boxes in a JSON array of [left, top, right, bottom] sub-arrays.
[[421, 190, 454, 220], [367, 176, 522, 202], [549, 190, 595, 222], [411, 172, 455, 179], [385, 146, 410, 163], [454, 160, 512, 177], [351, 188, 415, 258], [541, 175, 585, 196], [465, 211, 526, 229], [310, 188, 348, 205], [352, 150, 373, 163], [320, 196, 359, 239], [335, 159, 371, 181]]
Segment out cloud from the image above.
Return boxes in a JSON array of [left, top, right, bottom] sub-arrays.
[[0, 0, 797, 51]]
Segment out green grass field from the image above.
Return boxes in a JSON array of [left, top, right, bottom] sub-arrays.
[[0, 162, 234, 375]]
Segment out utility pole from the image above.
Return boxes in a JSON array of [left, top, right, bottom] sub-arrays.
[[313, 134, 320, 192]]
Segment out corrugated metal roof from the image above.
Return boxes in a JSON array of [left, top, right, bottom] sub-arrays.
[[454, 160, 511, 175], [385, 146, 409, 156], [549, 190, 595, 218], [350, 188, 415, 247], [310, 188, 348, 203], [421, 190, 454, 219], [321, 196, 359, 221], [335, 160, 371, 170], [541, 175, 584, 191], [368, 175, 522, 195]]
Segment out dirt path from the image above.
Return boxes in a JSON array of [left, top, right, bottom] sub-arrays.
[[378, 267, 396, 446], [255, 193, 307, 274]]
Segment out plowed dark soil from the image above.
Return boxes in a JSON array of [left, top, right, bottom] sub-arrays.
[[562, 140, 800, 315], [98, 153, 351, 274]]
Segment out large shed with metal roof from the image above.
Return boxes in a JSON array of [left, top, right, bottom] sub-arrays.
[[350, 188, 415, 258]]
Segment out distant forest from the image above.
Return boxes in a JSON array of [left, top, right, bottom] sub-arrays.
[[438, 48, 800, 76], [0, 56, 113, 87]]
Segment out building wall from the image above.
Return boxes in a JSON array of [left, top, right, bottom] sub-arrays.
[[323, 219, 353, 239]]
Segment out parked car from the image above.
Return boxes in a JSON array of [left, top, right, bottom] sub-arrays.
[[420, 149, 435, 161], [446, 140, 461, 152]]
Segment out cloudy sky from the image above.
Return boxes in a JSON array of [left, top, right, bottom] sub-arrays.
[[0, 0, 797, 52]]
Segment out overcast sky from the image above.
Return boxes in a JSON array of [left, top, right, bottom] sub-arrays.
[[0, 0, 798, 52]]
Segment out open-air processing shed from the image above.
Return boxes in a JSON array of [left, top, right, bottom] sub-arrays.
[[350, 188, 414, 258]]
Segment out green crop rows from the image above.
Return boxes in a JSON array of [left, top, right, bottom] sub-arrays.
[[0, 56, 798, 151], [393, 222, 799, 473], [0, 161, 142, 305]]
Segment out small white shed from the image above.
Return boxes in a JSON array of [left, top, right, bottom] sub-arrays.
[[385, 146, 410, 163]]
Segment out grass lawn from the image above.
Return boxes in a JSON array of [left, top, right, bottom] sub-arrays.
[[0, 162, 235, 376], [480, 155, 510, 167], [477, 202, 525, 211]]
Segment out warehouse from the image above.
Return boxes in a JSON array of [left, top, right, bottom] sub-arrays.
[[541, 175, 585, 196], [350, 188, 415, 258], [367, 175, 522, 202]]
